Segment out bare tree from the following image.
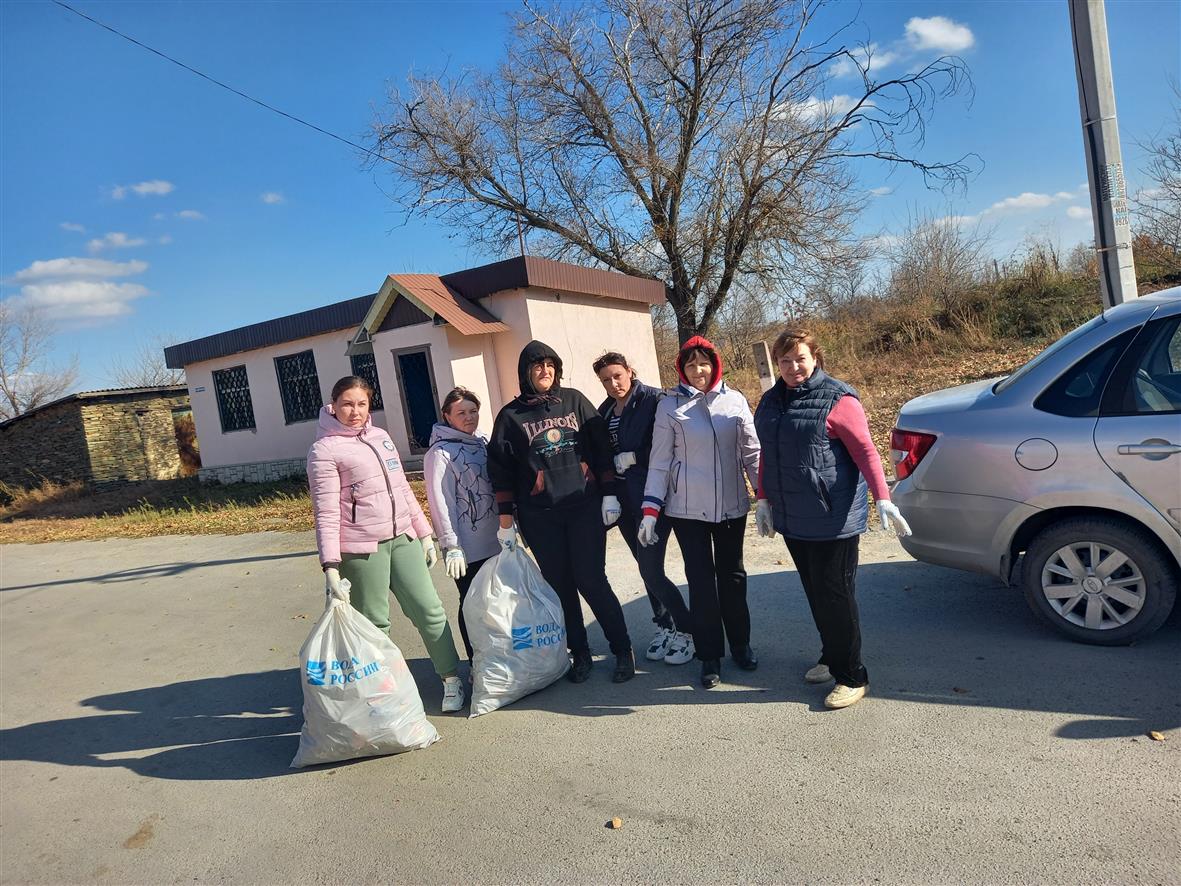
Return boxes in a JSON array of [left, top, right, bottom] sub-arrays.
[[885, 212, 991, 316], [0, 301, 79, 420], [106, 334, 186, 388], [372, 0, 976, 342], [1133, 89, 1181, 254]]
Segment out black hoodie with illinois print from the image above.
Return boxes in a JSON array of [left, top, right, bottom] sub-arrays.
[[487, 340, 615, 513]]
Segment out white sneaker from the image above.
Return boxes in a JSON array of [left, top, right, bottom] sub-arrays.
[[645, 627, 675, 661], [824, 684, 867, 709], [441, 677, 465, 713], [804, 663, 833, 684], [663, 632, 695, 665]]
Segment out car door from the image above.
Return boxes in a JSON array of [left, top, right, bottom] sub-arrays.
[[1094, 312, 1181, 533]]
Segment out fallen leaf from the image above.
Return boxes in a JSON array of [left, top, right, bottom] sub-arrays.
[[1148, 731, 1166, 742], [607, 817, 623, 830], [291, 614, 308, 619], [952, 686, 969, 694], [775, 559, 785, 565]]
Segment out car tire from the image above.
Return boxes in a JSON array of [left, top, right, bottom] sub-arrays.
[[1022, 517, 1178, 645]]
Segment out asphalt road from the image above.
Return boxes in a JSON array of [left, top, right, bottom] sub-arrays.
[[1, 524, 1178, 885]]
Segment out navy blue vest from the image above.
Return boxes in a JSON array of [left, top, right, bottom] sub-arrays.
[[754, 368, 869, 540]]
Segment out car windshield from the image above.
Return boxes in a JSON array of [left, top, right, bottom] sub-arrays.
[[993, 314, 1106, 394]]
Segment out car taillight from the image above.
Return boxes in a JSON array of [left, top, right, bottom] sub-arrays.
[[890, 428, 937, 481]]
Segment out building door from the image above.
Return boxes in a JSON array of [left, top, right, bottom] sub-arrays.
[[393, 347, 440, 454]]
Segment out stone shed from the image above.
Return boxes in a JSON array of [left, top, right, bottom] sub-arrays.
[[0, 385, 193, 489]]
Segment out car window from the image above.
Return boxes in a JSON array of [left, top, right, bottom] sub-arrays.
[[1102, 316, 1181, 415], [1034, 328, 1138, 417], [994, 314, 1105, 394]]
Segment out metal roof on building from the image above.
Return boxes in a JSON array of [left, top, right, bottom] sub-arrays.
[[441, 256, 665, 305]]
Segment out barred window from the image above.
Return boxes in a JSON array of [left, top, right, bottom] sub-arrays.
[[275, 350, 322, 424], [213, 365, 256, 433], [349, 352, 384, 411]]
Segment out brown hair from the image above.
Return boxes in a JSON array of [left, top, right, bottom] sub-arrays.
[[441, 386, 481, 415], [770, 326, 825, 369], [331, 375, 375, 403], [592, 351, 634, 376]]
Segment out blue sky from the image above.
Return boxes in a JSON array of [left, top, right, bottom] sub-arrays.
[[1, 0, 1177, 390]]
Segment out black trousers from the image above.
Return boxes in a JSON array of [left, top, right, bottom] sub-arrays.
[[784, 535, 867, 688], [452, 556, 491, 661], [669, 516, 750, 661], [615, 499, 691, 632], [518, 499, 632, 656]]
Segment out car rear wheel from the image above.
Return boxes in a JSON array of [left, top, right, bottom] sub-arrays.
[[1022, 517, 1177, 645]]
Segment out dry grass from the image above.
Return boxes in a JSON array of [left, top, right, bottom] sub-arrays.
[[0, 476, 434, 545]]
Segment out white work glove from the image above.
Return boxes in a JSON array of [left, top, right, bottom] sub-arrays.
[[324, 567, 348, 602], [422, 537, 439, 568], [497, 524, 518, 551], [637, 514, 659, 547], [878, 500, 912, 538], [444, 547, 467, 580], [755, 499, 776, 538], [602, 495, 622, 527], [613, 451, 637, 474]]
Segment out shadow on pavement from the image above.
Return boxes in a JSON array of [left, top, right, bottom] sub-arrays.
[[0, 551, 316, 593], [2, 557, 1177, 781]]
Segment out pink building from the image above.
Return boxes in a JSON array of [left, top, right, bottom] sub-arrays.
[[164, 257, 665, 482]]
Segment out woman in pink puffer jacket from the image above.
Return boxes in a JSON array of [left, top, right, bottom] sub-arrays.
[[308, 374, 464, 713]]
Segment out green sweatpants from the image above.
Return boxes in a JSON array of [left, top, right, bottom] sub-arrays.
[[340, 533, 460, 677]]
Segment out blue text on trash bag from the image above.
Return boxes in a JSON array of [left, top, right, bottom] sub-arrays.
[[511, 621, 565, 650], [305, 655, 381, 685]]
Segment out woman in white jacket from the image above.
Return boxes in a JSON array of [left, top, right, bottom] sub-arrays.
[[640, 336, 761, 689], [423, 387, 500, 662]]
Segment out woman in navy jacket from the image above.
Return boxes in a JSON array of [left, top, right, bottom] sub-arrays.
[[594, 352, 694, 666]]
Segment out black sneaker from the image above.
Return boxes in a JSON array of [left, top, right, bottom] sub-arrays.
[[612, 650, 636, 683], [731, 644, 758, 671], [568, 649, 593, 683], [701, 659, 721, 688]]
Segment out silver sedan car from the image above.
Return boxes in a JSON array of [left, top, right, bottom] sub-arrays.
[[890, 287, 1181, 645]]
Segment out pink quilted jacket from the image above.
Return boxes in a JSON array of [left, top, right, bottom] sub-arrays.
[[307, 406, 431, 566]]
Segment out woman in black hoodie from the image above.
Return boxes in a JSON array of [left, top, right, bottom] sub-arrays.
[[487, 340, 635, 683]]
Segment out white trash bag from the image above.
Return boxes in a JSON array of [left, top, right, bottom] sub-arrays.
[[464, 546, 570, 717], [291, 580, 440, 768]]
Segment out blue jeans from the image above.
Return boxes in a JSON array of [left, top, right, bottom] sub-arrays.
[[615, 498, 691, 633]]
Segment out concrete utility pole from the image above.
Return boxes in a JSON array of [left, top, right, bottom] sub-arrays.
[[1069, 0, 1138, 307]]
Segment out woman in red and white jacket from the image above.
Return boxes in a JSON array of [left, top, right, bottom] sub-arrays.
[[308, 374, 464, 713]]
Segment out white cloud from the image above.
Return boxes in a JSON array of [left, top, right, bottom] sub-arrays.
[[158, 235, 173, 245], [792, 94, 865, 122], [939, 213, 980, 227], [153, 212, 167, 221], [59, 222, 86, 233], [9, 257, 148, 282], [260, 192, 285, 204], [868, 186, 893, 197], [905, 16, 975, 53], [87, 232, 147, 253], [176, 209, 206, 220], [111, 179, 175, 199], [12, 280, 150, 319], [7, 256, 150, 320], [830, 44, 901, 79], [1066, 205, 1091, 219], [983, 191, 1079, 215]]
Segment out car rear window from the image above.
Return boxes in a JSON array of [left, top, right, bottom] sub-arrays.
[[994, 314, 1106, 394], [1034, 328, 1138, 417]]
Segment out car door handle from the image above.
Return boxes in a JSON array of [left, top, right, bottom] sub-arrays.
[[1117, 441, 1181, 457]]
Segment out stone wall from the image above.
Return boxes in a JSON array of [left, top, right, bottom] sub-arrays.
[[80, 394, 191, 485], [0, 402, 91, 488], [198, 458, 308, 485]]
